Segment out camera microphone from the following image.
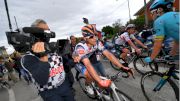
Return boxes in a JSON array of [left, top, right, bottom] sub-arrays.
[[20, 27, 55, 38], [23, 27, 44, 34]]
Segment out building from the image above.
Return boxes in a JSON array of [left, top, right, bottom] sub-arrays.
[[134, 0, 179, 22]]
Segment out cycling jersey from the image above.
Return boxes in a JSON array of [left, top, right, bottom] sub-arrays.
[[154, 12, 179, 42], [115, 32, 136, 46], [73, 40, 106, 74]]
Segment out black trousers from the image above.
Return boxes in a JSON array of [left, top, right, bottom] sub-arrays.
[[39, 78, 75, 101]]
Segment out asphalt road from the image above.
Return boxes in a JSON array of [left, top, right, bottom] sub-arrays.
[[0, 59, 178, 101]]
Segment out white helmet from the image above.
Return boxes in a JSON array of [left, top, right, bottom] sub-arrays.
[[125, 24, 135, 31]]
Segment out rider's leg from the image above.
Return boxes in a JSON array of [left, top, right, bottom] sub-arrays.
[[120, 48, 129, 61], [84, 70, 94, 84], [92, 62, 106, 77]]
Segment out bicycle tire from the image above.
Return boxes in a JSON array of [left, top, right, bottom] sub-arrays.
[[110, 88, 134, 101], [141, 71, 179, 101], [78, 76, 96, 99], [133, 56, 158, 75]]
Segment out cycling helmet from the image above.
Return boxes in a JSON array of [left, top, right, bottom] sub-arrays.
[[150, 0, 174, 11], [81, 24, 97, 37], [125, 24, 135, 31]]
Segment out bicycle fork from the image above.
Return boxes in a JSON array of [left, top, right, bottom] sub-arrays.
[[153, 67, 175, 91], [153, 75, 169, 91], [110, 82, 122, 101]]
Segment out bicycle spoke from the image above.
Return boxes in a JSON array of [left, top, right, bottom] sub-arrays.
[[134, 57, 154, 74]]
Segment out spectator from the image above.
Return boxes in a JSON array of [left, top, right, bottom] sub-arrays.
[[4, 57, 18, 83], [21, 19, 75, 101]]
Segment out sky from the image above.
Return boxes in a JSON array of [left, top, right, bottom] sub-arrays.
[[0, 0, 149, 53]]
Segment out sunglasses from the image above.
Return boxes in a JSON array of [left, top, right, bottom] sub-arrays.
[[89, 35, 96, 39], [150, 9, 157, 14]]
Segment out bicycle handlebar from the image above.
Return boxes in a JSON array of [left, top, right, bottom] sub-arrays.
[[110, 68, 135, 81], [154, 56, 178, 65]]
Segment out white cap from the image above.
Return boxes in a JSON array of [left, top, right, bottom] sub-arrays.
[[6, 46, 15, 55], [126, 24, 135, 30]]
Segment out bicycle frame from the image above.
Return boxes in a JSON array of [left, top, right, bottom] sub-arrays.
[[153, 66, 179, 91], [125, 49, 147, 65], [100, 76, 122, 101], [126, 53, 137, 65]]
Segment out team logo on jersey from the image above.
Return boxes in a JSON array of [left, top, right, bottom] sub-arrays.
[[49, 65, 64, 77], [78, 49, 85, 54]]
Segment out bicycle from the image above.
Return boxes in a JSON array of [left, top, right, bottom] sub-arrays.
[[110, 48, 157, 75], [140, 59, 179, 101], [78, 70, 134, 101]]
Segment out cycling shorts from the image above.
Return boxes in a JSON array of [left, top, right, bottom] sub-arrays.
[[75, 63, 86, 75]]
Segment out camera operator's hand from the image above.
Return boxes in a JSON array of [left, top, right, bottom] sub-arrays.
[[32, 42, 48, 62]]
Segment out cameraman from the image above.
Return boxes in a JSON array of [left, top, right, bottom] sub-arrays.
[[21, 19, 75, 101]]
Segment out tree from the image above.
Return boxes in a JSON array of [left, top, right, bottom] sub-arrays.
[[102, 26, 114, 38], [112, 19, 123, 34], [127, 16, 145, 31]]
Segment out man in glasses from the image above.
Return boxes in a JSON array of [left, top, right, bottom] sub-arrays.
[[144, 0, 179, 63], [21, 19, 75, 101], [73, 24, 133, 94]]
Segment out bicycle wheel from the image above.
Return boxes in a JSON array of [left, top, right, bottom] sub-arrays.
[[78, 76, 96, 99], [110, 88, 134, 101], [141, 71, 179, 101], [133, 56, 158, 75], [110, 58, 128, 71]]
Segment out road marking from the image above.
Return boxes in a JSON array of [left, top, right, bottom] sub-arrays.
[[8, 88, 16, 101]]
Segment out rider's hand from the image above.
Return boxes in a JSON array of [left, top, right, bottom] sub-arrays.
[[99, 79, 112, 88], [72, 53, 81, 63], [144, 57, 152, 63], [144, 45, 148, 49], [122, 67, 134, 77], [135, 49, 141, 54]]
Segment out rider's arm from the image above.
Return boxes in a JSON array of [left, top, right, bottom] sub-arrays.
[[150, 19, 165, 60], [127, 40, 139, 50], [133, 37, 147, 48], [81, 58, 101, 82], [150, 38, 164, 60], [102, 50, 126, 68], [123, 34, 140, 50]]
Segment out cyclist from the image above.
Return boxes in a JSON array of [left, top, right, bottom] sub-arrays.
[[73, 24, 133, 94], [114, 24, 147, 61], [144, 0, 179, 63], [81, 23, 107, 77]]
